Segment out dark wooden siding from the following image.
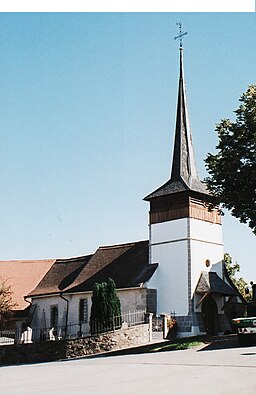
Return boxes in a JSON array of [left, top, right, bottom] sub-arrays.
[[189, 197, 221, 225], [149, 194, 221, 225]]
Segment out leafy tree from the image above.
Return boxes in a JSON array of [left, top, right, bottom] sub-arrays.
[[224, 253, 250, 302], [0, 278, 16, 328], [205, 85, 256, 235], [90, 278, 121, 334]]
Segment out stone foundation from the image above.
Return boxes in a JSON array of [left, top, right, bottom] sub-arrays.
[[176, 313, 205, 337], [176, 312, 232, 337], [0, 324, 150, 366]]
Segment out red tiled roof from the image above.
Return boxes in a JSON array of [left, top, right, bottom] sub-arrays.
[[0, 259, 55, 310]]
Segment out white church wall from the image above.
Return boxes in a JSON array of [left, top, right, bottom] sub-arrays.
[[190, 217, 224, 312], [68, 293, 92, 325], [190, 239, 224, 294], [31, 288, 147, 331], [150, 218, 188, 244], [190, 218, 224, 296], [31, 293, 92, 338], [32, 295, 68, 329], [191, 218, 225, 315], [190, 218, 223, 245], [118, 288, 148, 312], [149, 217, 225, 318], [148, 240, 189, 316]]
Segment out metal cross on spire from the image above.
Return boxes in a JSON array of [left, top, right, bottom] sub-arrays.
[[174, 22, 188, 48]]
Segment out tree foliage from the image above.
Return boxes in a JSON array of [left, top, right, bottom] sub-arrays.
[[205, 85, 256, 234], [0, 278, 16, 328], [105, 278, 121, 319], [90, 278, 121, 334], [224, 253, 250, 302]]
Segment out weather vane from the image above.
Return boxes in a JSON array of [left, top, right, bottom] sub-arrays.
[[174, 22, 188, 48]]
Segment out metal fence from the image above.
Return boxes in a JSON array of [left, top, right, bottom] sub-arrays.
[[0, 310, 146, 346], [152, 316, 163, 340]]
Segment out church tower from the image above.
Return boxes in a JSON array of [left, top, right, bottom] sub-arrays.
[[144, 38, 233, 336]]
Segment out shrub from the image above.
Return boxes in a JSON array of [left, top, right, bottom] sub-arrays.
[[90, 278, 121, 334]]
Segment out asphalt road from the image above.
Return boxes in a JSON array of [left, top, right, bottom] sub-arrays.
[[1, 338, 256, 395]]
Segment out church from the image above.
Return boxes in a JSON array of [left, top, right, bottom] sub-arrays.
[[1, 39, 241, 338], [144, 42, 239, 336]]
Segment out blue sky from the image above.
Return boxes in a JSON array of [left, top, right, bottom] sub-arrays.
[[0, 1, 254, 12], [0, 13, 255, 282]]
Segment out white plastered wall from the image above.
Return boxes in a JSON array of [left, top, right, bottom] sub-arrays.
[[32, 293, 92, 330], [150, 218, 188, 244], [118, 288, 147, 312], [31, 288, 148, 330], [190, 218, 224, 313], [148, 218, 189, 315], [148, 217, 224, 316]]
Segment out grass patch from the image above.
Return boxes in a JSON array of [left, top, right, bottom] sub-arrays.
[[150, 341, 203, 353], [99, 338, 205, 358]]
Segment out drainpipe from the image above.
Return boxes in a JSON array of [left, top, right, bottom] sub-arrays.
[[24, 296, 32, 314], [60, 294, 69, 338]]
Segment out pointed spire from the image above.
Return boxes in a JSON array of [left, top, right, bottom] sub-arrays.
[[144, 44, 208, 202], [170, 48, 199, 187]]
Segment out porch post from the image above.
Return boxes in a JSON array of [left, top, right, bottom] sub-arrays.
[[146, 313, 153, 342], [160, 314, 168, 339]]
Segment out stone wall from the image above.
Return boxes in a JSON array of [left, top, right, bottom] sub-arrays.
[[0, 324, 150, 366]]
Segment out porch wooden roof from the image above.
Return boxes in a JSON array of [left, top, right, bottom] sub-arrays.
[[195, 271, 238, 296]]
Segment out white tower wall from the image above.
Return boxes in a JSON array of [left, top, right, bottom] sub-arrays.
[[148, 217, 224, 316], [149, 218, 189, 315], [190, 218, 224, 293]]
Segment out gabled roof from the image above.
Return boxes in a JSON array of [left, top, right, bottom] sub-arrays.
[[144, 48, 209, 201], [27, 255, 92, 297], [0, 259, 55, 310], [195, 271, 238, 296], [27, 240, 158, 297]]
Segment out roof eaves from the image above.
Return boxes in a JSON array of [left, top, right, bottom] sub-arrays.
[[25, 291, 63, 299], [143, 179, 189, 201], [98, 240, 148, 250]]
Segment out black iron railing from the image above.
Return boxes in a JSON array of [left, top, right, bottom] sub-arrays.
[[0, 310, 146, 345]]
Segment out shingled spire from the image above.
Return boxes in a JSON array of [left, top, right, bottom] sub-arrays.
[[144, 46, 208, 201], [171, 48, 199, 184]]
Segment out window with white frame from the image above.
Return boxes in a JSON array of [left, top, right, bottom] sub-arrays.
[[79, 298, 88, 323]]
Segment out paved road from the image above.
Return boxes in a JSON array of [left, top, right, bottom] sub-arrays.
[[1, 340, 256, 394]]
